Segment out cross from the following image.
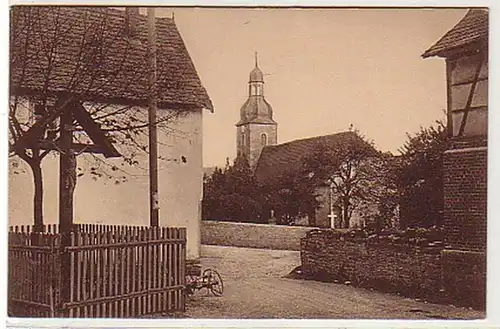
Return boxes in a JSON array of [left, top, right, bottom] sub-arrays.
[[327, 213, 338, 229]]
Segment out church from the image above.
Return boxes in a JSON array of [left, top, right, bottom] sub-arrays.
[[236, 55, 374, 228]]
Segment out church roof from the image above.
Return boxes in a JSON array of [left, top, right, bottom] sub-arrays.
[[254, 131, 373, 186], [249, 52, 264, 82], [422, 8, 488, 58], [236, 97, 276, 126], [249, 66, 264, 82], [237, 55, 275, 126], [10, 6, 213, 111]]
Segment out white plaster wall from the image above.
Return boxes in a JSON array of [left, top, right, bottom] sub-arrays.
[[8, 105, 203, 260]]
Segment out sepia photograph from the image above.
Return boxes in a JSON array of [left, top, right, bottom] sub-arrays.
[[6, 4, 490, 322]]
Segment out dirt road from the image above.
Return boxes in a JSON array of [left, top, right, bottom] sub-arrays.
[[184, 245, 484, 319]]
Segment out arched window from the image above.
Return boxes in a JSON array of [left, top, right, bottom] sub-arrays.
[[241, 132, 245, 147], [261, 133, 268, 146]]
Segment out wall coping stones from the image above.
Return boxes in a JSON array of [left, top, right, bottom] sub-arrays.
[[303, 228, 445, 250]]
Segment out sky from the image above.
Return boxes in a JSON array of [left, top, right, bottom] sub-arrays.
[[152, 7, 467, 167]]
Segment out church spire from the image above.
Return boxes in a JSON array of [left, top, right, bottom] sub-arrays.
[[249, 53, 264, 84], [236, 55, 278, 169]]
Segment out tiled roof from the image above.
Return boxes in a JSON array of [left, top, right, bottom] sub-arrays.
[[10, 6, 213, 111], [254, 131, 373, 185], [422, 9, 488, 58]]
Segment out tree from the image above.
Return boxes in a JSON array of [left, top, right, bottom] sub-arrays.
[[302, 130, 385, 228], [262, 169, 321, 225], [9, 7, 187, 230], [362, 153, 400, 231], [202, 156, 265, 223], [396, 120, 448, 228]]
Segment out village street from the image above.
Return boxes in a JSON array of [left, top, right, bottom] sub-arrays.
[[184, 245, 484, 319]]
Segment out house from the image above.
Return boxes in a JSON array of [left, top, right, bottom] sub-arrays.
[[8, 6, 213, 262], [422, 8, 487, 306], [253, 132, 381, 229]]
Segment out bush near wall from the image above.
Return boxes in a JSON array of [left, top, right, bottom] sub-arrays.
[[300, 228, 484, 309]]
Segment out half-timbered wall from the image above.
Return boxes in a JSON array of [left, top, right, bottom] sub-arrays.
[[447, 52, 488, 137]]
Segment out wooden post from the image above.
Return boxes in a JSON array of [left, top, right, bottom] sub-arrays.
[[148, 7, 159, 227], [59, 104, 76, 233], [58, 102, 76, 316], [458, 53, 485, 137], [445, 58, 454, 139]]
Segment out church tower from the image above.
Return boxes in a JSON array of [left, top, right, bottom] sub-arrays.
[[236, 53, 278, 169]]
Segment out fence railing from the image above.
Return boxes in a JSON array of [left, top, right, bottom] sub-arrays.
[[8, 230, 60, 317], [8, 224, 186, 318]]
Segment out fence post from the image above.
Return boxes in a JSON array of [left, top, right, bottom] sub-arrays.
[[58, 231, 71, 317], [49, 236, 59, 317]]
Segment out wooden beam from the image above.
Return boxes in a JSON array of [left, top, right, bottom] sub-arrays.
[[13, 96, 75, 149], [31, 140, 109, 154], [71, 102, 121, 158], [458, 52, 485, 137], [446, 58, 453, 138]]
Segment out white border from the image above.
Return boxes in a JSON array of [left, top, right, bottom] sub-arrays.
[[2, 0, 499, 328], [3, 0, 498, 6]]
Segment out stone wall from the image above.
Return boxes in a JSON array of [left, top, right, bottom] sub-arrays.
[[248, 123, 278, 169], [201, 220, 314, 250], [300, 229, 485, 309]]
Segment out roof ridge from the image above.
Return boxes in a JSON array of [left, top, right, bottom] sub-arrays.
[[263, 131, 355, 149], [254, 131, 368, 185]]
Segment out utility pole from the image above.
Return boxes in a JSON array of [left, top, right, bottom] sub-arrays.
[[148, 7, 159, 227]]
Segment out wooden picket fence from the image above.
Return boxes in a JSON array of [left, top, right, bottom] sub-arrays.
[[8, 224, 186, 318], [8, 227, 60, 317]]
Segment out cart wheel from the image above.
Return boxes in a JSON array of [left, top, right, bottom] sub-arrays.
[[185, 274, 197, 296], [202, 268, 224, 297]]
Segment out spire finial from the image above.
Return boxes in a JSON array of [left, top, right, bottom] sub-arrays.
[[254, 51, 258, 67]]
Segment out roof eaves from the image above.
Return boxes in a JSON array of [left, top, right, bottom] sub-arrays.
[[422, 8, 488, 58], [422, 37, 487, 59]]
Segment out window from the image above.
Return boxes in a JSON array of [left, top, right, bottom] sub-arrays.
[[261, 133, 267, 146], [256, 84, 262, 95], [250, 85, 256, 95]]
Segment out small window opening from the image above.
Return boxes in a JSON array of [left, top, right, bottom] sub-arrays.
[[261, 133, 268, 146]]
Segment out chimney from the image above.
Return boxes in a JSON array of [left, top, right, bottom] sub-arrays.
[[125, 7, 140, 38]]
